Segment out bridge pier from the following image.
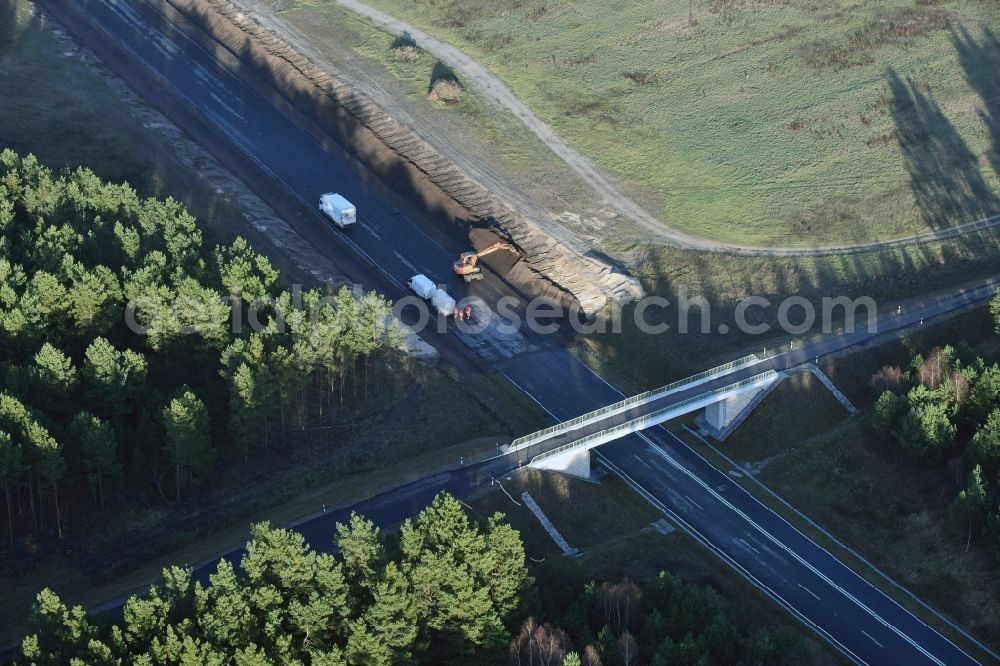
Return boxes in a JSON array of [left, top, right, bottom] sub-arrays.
[[528, 448, 592, 480], [703, 383, 771, 431]]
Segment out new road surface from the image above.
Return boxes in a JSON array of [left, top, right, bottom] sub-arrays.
[[41, 0, 1000, 663]]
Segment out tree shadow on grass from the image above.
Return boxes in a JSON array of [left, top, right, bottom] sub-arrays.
[[951, 27, 1000, 181], [887, 68, 998, 231], [390, 30, 416, 51], [428, 61, 459, 92]]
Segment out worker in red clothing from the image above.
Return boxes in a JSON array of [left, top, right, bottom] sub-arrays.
[[465, 305, 472, 320]]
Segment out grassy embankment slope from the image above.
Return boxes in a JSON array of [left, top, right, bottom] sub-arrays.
[[296, 0, 1000, 247]]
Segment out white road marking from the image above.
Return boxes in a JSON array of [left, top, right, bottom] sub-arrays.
[[798, 583, 821, 601], [739, 538, 760, 554], [684, 494, 704, 511], [862, 630, 884, 648], [631, 454, 652, 469]]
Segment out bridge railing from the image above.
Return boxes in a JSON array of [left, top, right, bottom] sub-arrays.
[[510, 354, 760, 451], [529, 370, 778, 462]]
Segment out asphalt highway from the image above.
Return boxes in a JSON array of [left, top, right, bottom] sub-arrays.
[[38, 0, 1000, 663]]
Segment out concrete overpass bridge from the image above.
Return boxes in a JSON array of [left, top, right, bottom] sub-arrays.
[[509, 354, 853, 478]]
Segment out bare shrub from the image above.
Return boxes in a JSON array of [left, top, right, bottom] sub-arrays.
[[392, 44, 421, 63], [917, 347, 952, 390], [581, 645, 602, 666], [871, 365, 905, 392], [429, 79, 465, 104], [508, 617, 573, 666], [951, 370, 971, 408], [595, 579, 641, 636], [618, 631, 639, 666], [622, 70, 657, 86]]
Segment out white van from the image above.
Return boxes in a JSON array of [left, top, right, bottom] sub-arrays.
[[318, 193, 357, 228]]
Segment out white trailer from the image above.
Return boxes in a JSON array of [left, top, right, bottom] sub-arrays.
[[318, 193, 357, 228], [430, 288, 456, 317]]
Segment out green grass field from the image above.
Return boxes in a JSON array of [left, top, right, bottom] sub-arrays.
[[296, 0, 1000, 245], [0, 2, 151, 186]]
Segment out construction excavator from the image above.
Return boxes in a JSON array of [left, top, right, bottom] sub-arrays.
[[452, 241, 519, 282]]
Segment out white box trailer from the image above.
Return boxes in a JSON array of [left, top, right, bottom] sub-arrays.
[[318, 193, 357, 228], [430, 288, 456, 317]]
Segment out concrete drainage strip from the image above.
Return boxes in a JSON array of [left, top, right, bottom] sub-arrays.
[[521, 492, 579, 556], [165, 0, 644, 315]]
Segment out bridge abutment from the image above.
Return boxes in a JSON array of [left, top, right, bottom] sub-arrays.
[[703, 383, 770, 430], [528, 447, 592, 480]]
